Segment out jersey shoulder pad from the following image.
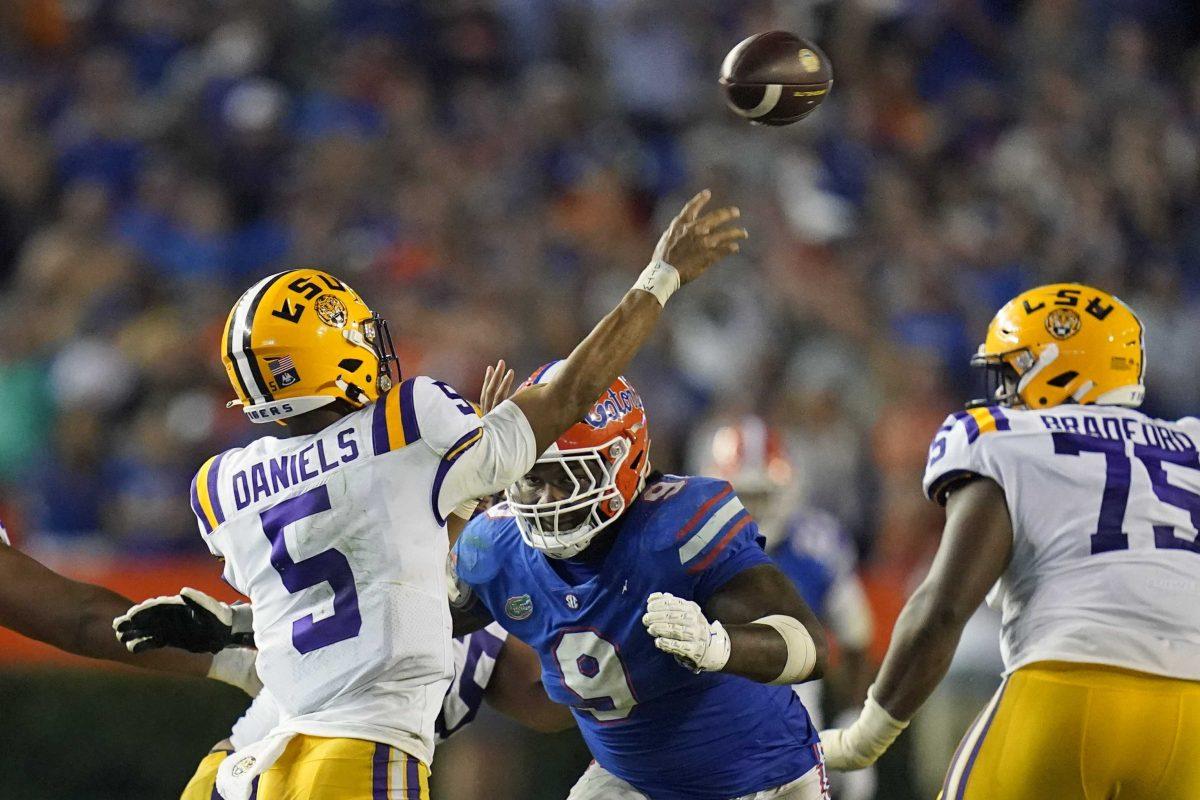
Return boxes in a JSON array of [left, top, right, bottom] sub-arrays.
[[454, 502, 521, 586], [922, 406, 1013, 505], [190, 447, 241, 535], [364, 375, 467, 456], [639, 474, 754, 572]]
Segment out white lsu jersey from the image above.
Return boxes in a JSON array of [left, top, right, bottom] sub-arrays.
[[190, 376, 536, 766], [924, 403, 1200, 681]]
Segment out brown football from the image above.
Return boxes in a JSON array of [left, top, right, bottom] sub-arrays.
[[719, 31, 833, 126]]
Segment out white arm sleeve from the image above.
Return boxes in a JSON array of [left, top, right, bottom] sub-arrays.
[[433, 399, 538, 522], [825, 573, 874, 651]]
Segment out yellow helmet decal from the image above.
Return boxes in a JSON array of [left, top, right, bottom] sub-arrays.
[[222, 269, 397, 423], [970, 283, 1144, 410]]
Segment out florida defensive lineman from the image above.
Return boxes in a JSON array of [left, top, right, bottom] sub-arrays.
[[115, 190, 746, 800], [821, 284, 1200, 798], [452, 363, 831, 800]]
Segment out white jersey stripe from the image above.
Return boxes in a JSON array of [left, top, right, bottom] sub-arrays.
[[229, 272, 282, 404], [678, 498, 745, 564]]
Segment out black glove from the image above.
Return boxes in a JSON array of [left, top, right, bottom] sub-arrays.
[[113, 587, 254, 654]]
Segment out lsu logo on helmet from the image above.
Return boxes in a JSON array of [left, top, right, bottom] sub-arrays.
[[970, 283, 1144, 410], [222, 269, 398, 423]]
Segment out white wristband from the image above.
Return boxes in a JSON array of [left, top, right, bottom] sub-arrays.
[[633, 259, 681, 307], [753, 614, 818, 684]]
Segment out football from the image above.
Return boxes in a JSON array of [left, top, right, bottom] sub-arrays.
[[719, 31, 833, 126]]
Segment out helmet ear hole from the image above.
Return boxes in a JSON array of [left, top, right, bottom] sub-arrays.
[[1047, 371, 1079, 388], [338, 358, 363, 372]]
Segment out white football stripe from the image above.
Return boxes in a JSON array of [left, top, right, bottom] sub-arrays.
[[732, 84, 782, 119], [230, 272, 283, 404], [678, 498, 745, 564], [943, 678, 1007, 798]]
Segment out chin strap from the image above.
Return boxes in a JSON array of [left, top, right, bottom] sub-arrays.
[[335, 376, 371, 406]]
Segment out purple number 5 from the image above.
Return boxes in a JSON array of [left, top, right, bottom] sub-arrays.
[[261, 485, 362, 653]]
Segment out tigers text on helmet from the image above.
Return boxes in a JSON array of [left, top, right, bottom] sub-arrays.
[[222, 269, 398, 423], [506, 361, 651, 559], [969, 283, 1144, 411]]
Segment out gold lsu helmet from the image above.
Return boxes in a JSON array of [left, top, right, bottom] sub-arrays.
[[222, 269, 397, 423], [969, 283, 1145, 410]]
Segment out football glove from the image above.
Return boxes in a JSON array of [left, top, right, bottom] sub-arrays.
[[113, 587, 254, 654], [641, 591, 730, 673], [819, 689, 909, 770]]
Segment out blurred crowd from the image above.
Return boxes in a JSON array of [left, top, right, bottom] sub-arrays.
[[0, 0, 1197, 610]]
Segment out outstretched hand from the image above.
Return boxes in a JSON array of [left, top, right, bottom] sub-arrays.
[[480, 359, 515, 414], [653, 189, 747, 286]]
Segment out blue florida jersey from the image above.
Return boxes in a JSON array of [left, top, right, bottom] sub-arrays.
[[454, 475, 821, 800]]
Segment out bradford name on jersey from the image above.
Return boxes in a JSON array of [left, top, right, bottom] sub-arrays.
[[454, 475, 821, 800], [189, 375, 532, 766], [924, 404, 1200, 681]]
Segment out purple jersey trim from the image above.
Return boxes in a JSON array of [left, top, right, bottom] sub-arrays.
[[190, 471, 210, 534], [430, 427, 484, 525], [207, 451, 227, 526], [399, 378, 421, 444], [952, 410, 981, 443], [371, 391, 391, 456]]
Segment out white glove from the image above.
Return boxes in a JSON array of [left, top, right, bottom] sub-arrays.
[[820, 689, 909, 770], [641, 591, 730, 673]]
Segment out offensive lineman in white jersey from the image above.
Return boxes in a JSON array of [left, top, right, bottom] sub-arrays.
[[114, 190, 746, 800], [822, 284, 1200, 798]]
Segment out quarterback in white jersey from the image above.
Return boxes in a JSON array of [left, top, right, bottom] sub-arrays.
[[822, 284, 1200, 799], [114, 190, 746, 800]]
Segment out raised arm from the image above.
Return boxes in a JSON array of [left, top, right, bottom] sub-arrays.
[[821, 477, 1014, 770], [511, 190, 745, 454]]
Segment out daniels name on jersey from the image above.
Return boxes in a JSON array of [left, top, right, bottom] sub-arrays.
[[924, 404, 1200, 681], [454, 475, 821, 800], [187, 375, 532, 765]]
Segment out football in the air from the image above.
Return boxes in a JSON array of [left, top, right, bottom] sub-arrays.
[[719, 31, 832, 126]]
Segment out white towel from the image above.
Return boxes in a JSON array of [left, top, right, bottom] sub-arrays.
[[215, 730, 296, 800]]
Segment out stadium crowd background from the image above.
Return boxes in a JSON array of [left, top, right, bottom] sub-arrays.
[[0, 0, 1198, 798]]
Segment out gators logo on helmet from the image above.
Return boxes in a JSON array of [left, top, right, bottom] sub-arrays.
[[970, 283, 1144, 410], [222, 269, 397, 423], [507, 361, 651, 559]]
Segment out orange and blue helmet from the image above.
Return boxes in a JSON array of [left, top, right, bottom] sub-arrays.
[[970, 283, 1144, 410], [222, 269, 397, 423], [506, 361, 651, 559]]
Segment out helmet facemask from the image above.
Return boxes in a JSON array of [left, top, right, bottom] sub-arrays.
[[968, 348, 1027, 408], [508, 436, 632, 559]]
